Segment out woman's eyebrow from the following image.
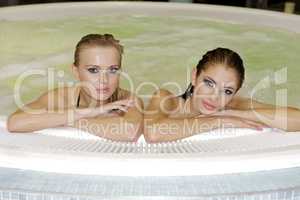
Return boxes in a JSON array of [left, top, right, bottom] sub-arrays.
[[224, 86, 234, 90], [109, 65, 120, 68], [204, 76, 216, 84], [84, 64, 100, 68], [84, 64, 119, 68]]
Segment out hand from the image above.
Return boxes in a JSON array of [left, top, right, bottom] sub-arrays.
[[100, 111, 122, 117], [219, 116, 268, 131], [194, 110, 237, 118], [97, 99, 135, 115], [212, 109, 271, 129], [210, 109, 237, 117]]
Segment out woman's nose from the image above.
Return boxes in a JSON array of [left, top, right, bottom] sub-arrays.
[[99, 71, 109, 84], [209, 88, 221, 102]]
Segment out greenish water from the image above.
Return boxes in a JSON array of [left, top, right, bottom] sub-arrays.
[[0, 15, 299, 115]]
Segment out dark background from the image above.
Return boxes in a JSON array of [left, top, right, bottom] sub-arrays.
[[0, 0, 299, 14]]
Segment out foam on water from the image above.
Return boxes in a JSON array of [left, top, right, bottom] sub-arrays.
[[1, 15, 300, 115]]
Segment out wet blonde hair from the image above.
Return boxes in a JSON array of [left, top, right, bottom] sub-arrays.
[[73, 33, 124, 66]]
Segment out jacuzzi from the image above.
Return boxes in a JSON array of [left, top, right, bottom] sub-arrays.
[[0, 2, 300, 200]]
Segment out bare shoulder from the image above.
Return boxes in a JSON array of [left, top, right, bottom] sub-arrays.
[[226, 96, 246, 108], [117, 88, 133, 100], [227, 96, 275, 110], [118, 88, 143, 108], [151, 88, 176, 100], [146, 88, 179, 113], [30, 86, 76, 110]]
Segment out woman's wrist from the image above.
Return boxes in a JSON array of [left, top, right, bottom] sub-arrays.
[[225, 109, 247, 118], [74, 107, 99, 120]]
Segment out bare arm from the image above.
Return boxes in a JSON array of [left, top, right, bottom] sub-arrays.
[[73, 95, 144, 142], [224, 97, 300, 131], [226, 96, 276, 110], [144, 89, 264, 143], [6, 88, 82, 132]]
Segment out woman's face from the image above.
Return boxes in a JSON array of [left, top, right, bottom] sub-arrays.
[[191, 64, 240, 114], [73, 46, 121, 101]]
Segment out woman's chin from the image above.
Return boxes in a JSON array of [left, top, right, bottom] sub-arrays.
[[199, 107, 218, 115], [95, 95, 111, 101], [88, 92, 111, 102]]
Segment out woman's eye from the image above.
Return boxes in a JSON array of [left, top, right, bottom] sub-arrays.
[[88, 68, 99, 73], [224, 89, 233, 95], [204, 79, 214, 88], [108, 68, 119, 74]]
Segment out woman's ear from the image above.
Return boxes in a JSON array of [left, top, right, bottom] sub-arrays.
[[192, 68, 197, 86], [71, 64, 80, 80]]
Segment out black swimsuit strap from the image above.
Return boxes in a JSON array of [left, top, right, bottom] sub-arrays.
[[76, 92, 80, 108], [180, 94, 188, 101], [180, 83, 193, 101]]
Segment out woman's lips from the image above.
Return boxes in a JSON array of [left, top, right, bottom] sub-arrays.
[[201, 100, 216, 111], [96, 87, 109, 93]]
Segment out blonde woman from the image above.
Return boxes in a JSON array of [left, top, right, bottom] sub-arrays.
[[7, 34, 143, 142]]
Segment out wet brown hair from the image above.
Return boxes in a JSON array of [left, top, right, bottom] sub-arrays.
[[181, 47, 245, 99]]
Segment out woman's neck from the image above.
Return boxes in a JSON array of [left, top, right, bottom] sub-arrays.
[[77, 86, 108, 107], [182, 96, 201, 116]]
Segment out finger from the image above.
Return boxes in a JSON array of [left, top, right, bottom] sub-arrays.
[[123, 102, 135, 109], [244, 119, 266, 128], [236, 122, 259, 130], [211, 111, 225, 116], [108, 109, 125, 116], [114, 105, 130, 112], [243, 121, 264, 131], [118, 99, 135, 104], [114, 100, 135, 107], [110, 108, 120, 112], [225, 121, 256, 130], [226, 118, 260, 130], [115, 109, 125, 115], [118, 107, 129, 113], [196, 115, 206, 118], [196, 114, 215, 119], [105, 112, 119, 117]]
